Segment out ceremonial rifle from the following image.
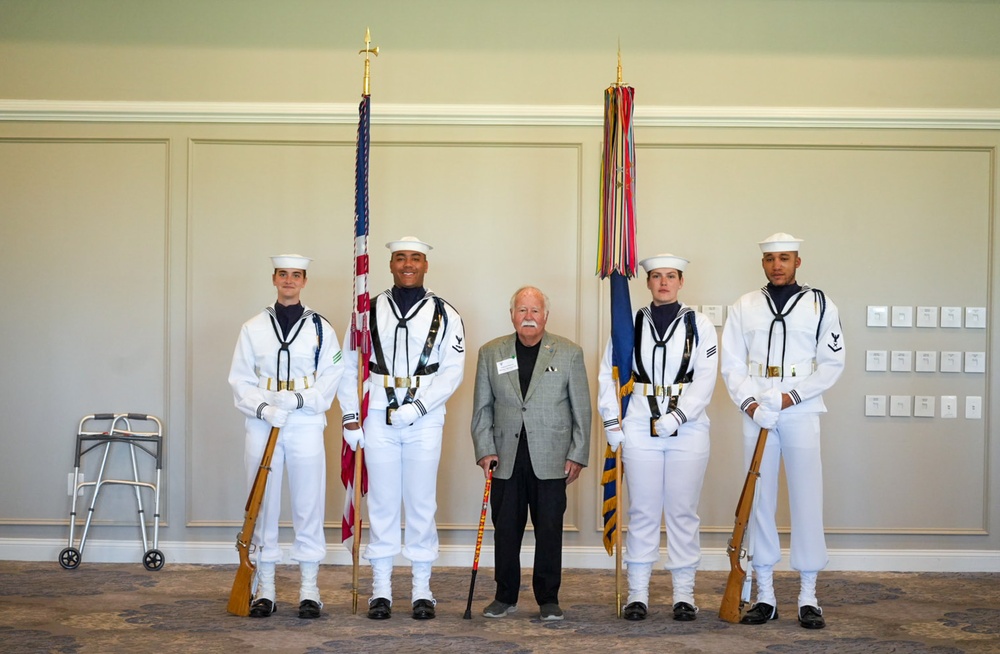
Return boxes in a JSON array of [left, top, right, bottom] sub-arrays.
[[227, 426, 280, 616], [719, 427, 768, 623]]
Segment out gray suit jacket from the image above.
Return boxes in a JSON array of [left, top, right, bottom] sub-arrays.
[[471, 332, 592, 480]]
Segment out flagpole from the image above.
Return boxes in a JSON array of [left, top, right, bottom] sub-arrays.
[[598, 43, 637, 619], [614, 377, 624, 618], [351, 27, 378, 616]]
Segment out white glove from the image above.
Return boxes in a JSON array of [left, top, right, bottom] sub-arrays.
[[655, 412, 682, 437], [343, 425, 365, 451], [752, 406, 778, 430], [758, 388, 783, 412], [273, 390, 300, 411], [261, 405, 289, 428], [389, 404, 421, 428], [605, 428, 624, 452]]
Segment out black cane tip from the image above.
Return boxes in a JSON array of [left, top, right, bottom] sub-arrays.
[[463, 610, 472, 620]]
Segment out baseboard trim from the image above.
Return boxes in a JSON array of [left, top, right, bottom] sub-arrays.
[[8, 538, 999, 572]]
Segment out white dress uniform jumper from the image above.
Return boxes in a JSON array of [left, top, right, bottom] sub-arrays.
[[339, 287, 466, 609], [598, 303, 718, 613], [721, 274, 845, 616], [229, 301, 345, 608]]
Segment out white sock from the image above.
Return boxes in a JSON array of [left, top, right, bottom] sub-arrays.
[[411, 560, 435, 604], [298, 561, 321, 605], [754, 565, 776, 606], [626, 562, 652, 606], [370, 557, 393, 604], [671, 566, 697, 606], [798, 571, 819, 608], [255, 561, 276, 601]]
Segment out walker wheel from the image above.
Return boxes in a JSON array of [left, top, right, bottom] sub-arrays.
[[143, 549, 165, 571], [59, 547, 81, 569]]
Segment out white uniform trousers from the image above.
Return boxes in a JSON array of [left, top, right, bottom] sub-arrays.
[[622, 416, 710, 571], [742, 411, 828, 573], [363, 408, 443, 563], [244, 416, 327, 564]]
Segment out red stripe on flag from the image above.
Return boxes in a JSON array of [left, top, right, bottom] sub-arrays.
[[355, 253, 369, 275]]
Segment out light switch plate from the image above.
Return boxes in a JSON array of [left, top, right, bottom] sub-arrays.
[[891, 306, 913, 327], [915, 351, 937, 372], [940, 351, 962, 373], [865, 395, 886, 417], [702, 305, 724, 327], [966, 396, 982, 419], [891, 351, 912, 372], [914, 395, 935, 417], [940, 306, 962, 328], [866, 350, 888, 372], [965, 351, 986, 373], [889, 395, 911, 417], [916, 306, 938, 328], [867, 306, 888, 327], [965, 307, 986, 329], [940, 395, 958, 419]]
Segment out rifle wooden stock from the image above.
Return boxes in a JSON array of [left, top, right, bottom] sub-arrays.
[[719, 427, 768, 623], [227, 426, 281, 617]]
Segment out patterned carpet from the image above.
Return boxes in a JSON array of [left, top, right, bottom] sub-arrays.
[[1, 561, 998, 653]]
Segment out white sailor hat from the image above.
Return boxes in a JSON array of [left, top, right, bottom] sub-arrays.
[[270, 254, 312, 270], [386, 236, 433, 254], [639, 253, 689, 274], [759, 232, 803, 253]]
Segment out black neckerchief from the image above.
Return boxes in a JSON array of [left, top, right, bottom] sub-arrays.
[[274, 302, 304, 339], [392, 286, 426, 316], [515, 336, 542, 397], [649, 301, 680, 336], [766, 282, 801, 314]]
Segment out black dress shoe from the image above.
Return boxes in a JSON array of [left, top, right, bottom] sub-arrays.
[[249, 598, 276, 618], [298, 599, 321, 619], [672, 601, 697, 621], [798, 605, 825, 629], [740, 602, 778, 625], [412, 598, 436, 620], [622, 601, 647, 621], [367, 597, 391, 620]]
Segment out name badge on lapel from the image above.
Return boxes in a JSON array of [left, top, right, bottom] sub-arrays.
[[496, 357, 518, 375]]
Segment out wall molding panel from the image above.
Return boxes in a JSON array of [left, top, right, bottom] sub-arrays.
[[4, 100, 1000, 130]]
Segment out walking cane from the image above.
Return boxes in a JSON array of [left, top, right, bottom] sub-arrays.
[[463, 460, 497, 619]]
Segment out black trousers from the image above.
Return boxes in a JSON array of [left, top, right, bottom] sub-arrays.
[[491, 432, 567, 606]]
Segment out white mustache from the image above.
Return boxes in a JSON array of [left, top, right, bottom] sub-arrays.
[[521, 319, 539, 328]]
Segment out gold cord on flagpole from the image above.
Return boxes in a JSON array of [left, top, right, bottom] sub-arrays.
[[360, 27, 379, 96]]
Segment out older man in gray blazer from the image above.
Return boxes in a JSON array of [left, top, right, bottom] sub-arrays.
[[471, 286, 591, 621]]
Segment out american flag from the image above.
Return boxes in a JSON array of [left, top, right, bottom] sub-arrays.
[[342, 93, 371, 545]]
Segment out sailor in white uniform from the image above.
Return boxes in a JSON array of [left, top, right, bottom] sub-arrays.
[[228, 254, 345, 619], [598, 254, 718, 622], [339, 236, 466, 621], [720, 233, 845, 630]]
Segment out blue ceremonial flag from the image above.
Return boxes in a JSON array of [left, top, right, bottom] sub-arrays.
[[601, 271, 634, 554], [598, 80, 638, 556]]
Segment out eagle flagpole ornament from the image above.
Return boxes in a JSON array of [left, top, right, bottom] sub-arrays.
[[597, 45, 637, 619], [343, 27, 377, 616]]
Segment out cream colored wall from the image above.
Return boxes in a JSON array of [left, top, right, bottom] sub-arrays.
[[1, 1, 998, 570]]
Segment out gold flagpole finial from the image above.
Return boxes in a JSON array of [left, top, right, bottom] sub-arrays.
[[616, 38, 623, 87], [360, 27, 379, 96]]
